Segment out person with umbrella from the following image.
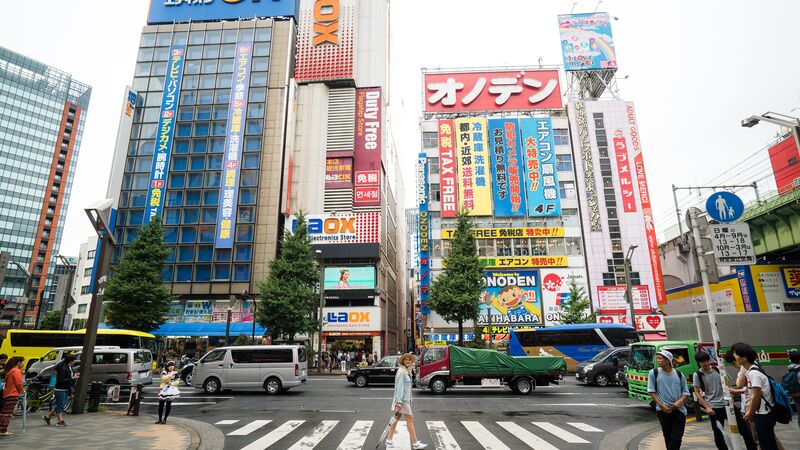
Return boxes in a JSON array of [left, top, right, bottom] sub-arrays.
[[383, 353, 427, 449]]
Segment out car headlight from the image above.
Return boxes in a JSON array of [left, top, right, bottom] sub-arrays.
[[584, 364, 594, 372]]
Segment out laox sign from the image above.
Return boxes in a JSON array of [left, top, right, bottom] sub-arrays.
[[313, 0, 339, 46], [308, 217, 355, 234], [327, 311, 369, 323]]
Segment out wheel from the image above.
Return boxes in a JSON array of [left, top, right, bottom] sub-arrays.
[[354, 374, 369, 388], [594, 373, 610, 387], [203, 377, 221, 394], [430, 377, 448, 394], [264, 377, 282, 395], [183, 371, 193, 386], [514, 378, 533, 395]]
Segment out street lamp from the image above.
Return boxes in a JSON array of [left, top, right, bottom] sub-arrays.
[[624, 245, 638, 329], [741, 111, 800, 151], [56, 254, 76, 330], [315, 250, 325, 372], [8, 260, 32, 328]]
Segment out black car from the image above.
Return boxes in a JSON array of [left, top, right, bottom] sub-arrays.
[[347, 355, 401, 387], [575, 346, 630, 387]]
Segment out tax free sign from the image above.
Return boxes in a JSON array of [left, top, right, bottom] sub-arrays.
[[148, 0, 299, 25]]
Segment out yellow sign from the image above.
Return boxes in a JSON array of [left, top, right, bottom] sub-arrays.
[[424, 340, 446, 347], [454, 117, 493, 216], [479, 256, 568, 268], [441, 227, 564, 239]]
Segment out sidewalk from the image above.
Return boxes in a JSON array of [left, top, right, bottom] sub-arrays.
[[639, 417, 800, 449]]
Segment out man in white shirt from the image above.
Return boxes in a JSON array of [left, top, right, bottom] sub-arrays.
[[734, 343, 779, 450]]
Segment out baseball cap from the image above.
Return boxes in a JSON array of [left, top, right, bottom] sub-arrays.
[[657, 350, 674, 362]]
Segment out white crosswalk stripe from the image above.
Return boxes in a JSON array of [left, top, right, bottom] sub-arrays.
[[386, 421, 411, 450], [531, 422, 590, 444], [229, 419, 271, 436], [287, 420, 339, 450], [497, 422, 559, 450], [426, 421, 461, 450], [336, 420, 373, 450], [216, 420, 240, 425], [241, 420, 305, 450], [567, 422, 603, 432], [461, 421, 509, 450]]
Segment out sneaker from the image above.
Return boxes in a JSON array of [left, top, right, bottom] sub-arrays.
[[385, 438, 395, 446], [0, 431, 14, 437], [155, 420, 163, 424], [56, 421, 67, 427], [412, 442, 428, 449], [43, 415, 51, 425]]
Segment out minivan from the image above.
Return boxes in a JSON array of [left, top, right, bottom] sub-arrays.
[[192, 345, 308, 395], [575, 346, 630, 387], [72, 348, 154, 387], [26, 346, 120, 378]]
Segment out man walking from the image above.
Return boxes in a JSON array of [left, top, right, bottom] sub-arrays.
[[648, 350, 690, 450], [693, 351, 728, 450], [785, 350, 800, 431], [736, 343, 779, 450], [339, 351, 346, 372]]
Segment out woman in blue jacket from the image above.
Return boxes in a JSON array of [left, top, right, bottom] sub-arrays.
[[385, 353, 427, 449]]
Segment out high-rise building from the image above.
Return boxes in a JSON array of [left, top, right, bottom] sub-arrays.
[[65, 236, 97, 329], [0, 47, 91, 327]]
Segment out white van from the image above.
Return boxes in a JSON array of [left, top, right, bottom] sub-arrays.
[[26, 346, 120, 378], [192, 345, 307, 395]]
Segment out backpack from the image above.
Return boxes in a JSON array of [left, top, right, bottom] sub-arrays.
[[651, 367, 687, 399], [780, 367, 800, 396], [695, 367, 720, 393], [750, 366, 793, 424]]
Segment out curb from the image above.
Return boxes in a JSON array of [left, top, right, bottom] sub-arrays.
[[598, 419, 661, 450], [170, 417, 225, 450]]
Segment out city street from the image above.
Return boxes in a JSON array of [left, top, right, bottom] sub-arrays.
[[133, 376, 655, 449]]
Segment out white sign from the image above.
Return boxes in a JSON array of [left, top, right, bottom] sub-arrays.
[[597, 313, 665, 331], [322, 307, 382, 332], [708, 223, 756, 265]]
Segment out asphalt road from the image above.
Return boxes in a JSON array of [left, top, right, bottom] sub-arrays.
[[135, 376, 658, 450]]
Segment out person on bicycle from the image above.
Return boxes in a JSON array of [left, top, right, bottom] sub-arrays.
[[43, 354, 77, 427], [0, 357, 24, 437]]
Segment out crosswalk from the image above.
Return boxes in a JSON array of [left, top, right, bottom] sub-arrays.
[[215, 418, 604, 450]]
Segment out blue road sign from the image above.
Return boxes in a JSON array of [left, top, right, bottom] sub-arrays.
[[705, 191, 744, 223]]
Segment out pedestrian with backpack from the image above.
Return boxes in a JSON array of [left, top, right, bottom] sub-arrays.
[[784, 349, 800, 430], [693, 351, 728, 450], [648, 350, 690, 450]]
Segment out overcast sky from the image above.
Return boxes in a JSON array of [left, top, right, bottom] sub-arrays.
[[2, 0, 799, 256]]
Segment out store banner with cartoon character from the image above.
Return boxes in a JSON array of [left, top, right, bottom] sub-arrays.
[[479, 270, 542, 325]]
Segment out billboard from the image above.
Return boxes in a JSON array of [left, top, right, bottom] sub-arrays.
[[286, 213, 380, 245], [183, 300, 212, 323], [613, 130, 636, 212], [418, 155, 431, 314], [479, 270, 542, 325], [488, 119, 526, 216], [324, 266, 375, 290], [145, 46, 186, 223], [215, 43, 253, 249], [424, 69, 562, 112], [148, 0, 299, 24], [353, 87, 382, 206], [520, 118, 561, 216], [441, 227, 564, 239], [323, 307, 381, 332], [295, 0, 356, 82], [325, 157, 353, 188], [597, 286, 652, 314], [454, 118, 493, 216], [437, 120, 458, 218], [539, 269, 588, 326], [558, 13, 617, 71], [480, 256, 568, 269]]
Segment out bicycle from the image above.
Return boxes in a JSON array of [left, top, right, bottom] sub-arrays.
[[12, 377, 72, 417]]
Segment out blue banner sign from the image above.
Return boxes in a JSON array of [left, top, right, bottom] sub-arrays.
[[145, 46, 186, 223], [488, 118, 526, 217], [215, 43, 253, 248], [417, 154, 430, 314], [148, 0, 299, 25], [520, 118, 561, 216]]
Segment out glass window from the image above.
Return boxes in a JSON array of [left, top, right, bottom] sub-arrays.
[[237, 206, 254, 223], [172, 156, 188, 171], [197, 90, 214, 104], [243, 153, 260, 169], [246, 119, 262, 135], [239, 188, 257, 205], [240, 170, 258, 187], [153, 47, 170, 61], [180, 227, 196, 243], [135, 156, 152, 172], [201, 60, 218, 74], [236, 225, 254, 242], [210, 138, 225, 153], [630, 346, 655, 371], [249, 87, 267, 103], [205, 30, 221, 44], [130, 191, 147, 207], [183, 74, 200, 90], [165, 247, 176, 263], [190, 156, 206, 171], [183, 208, 199, 224], [233, 264, 250, 281], [423, 132, 438, 149], [174, 139, 190, 154], [201, 208, 217, 223], [244, 137, 261, 152], [194, 122, 210, 137], [218, 58, 234, 73], [187, 172, 203, 188], [156, 32, 171, 46], [554, 128, 570, 146], [140, 33, 156, 47], [135, 62, 151, 77], [128, 210, 144, 226], [199, 74, 216, 89], [208, 155, 223, 170], [250, 72, 267, 87], [137, 47, 154, 62], [132, 174, 149, 190], [186, 46, 203, 60], [559, 181, 576, 199], [162, 265, 174, 282], [196, 106, 212, 120], [422, 348, 446, 365], [126, 228, 139, 243], [428, 156, 440, 174], [178, 107, 194, 121], [213, 106, 228, 120], [247, 103, 265, 119], [255, 27, 272, 41], [184, 60, 201, 74], [164, 227, 178, 244], [177, 245, 194, 263], [197, 245, 213, 262], [212, 121, 227, 136], [172, 31, 187, 45], [213, 264, 230, 280], [556, 154, 573, 172], [222, 29, 238, 44], [192, 139, 208, 154], [205, 173, 221, 190], [235, 244, 252, 262], [202, 349, 226, 363], [252, 57, 269, 71], [176, 265, 192, 282], [180, 91, 196, 105], [189, 31, 204, 45], [165, 208, 181, 225], [195, 265, 211, 282], [198, 225, 214, 243], [143, 107, 160, 122], [216, 248, 231, 262], [214, 90, 230, 104], [203, 44, 220, 59], [185, 190, 201, 206], [166, 191, 183, 206]]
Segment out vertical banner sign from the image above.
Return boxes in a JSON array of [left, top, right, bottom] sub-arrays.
[[215, 43, 253, 249], [626, 103, 665, 304], [417, 155, 430, 314], [613, 130, 636, 212], [438, 120, 458, 218], [325, 157, 353, 188], [520, 118, 561, 216], [488, 119, 526, 217], [353, 87, 382, 206], [145, 45, 186, 223], [454, 118, 493, 216]]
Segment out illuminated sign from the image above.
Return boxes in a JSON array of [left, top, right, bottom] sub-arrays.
[[418, 155, 430, 314], [324, 266, 375, 290], [441, 227, 564, 239], [437, 120, 458, 218], [781, 267, 800, 298], [287, 213, 379, 245], [322, 307, 381, 331], [312, 0, 339, 45], [295, 0, 355, 82], [353, 87, 382, 206], [148, 0, 299, 25], [325, 157, 353, 188], [479, 257, 568, 269]]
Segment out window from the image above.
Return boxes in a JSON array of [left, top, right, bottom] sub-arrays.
[[422, 131, 438, 149], [78, 304, 87, 314], [232, 349, 292, 363], [665, 346, 691, 369], [202, 349, 226, 363], [553, 128, 570, 146], [134, 351, 152, 364], [80, 285, 90, 295], [559, 181, 576, 199], [629, 346, 656, 371], [376, 356, 398, 368], [428, 157, 439, 175], [602, 328, 639, 347], [87, 250, 96, 259], [556, 154, 573, 172], [422, 348, 446, 365], [83, 268, 93, 277], [40, 351, 59, 362]]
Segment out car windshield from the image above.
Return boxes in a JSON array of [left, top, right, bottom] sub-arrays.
[[629, 346, 656, 371], [587, 348, 614, 362]]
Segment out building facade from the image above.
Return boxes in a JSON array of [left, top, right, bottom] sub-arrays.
[[65, 236, 96, 329], [0, 46, 91, 327]]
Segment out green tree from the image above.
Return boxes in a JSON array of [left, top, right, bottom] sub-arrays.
[[40, 310, 63, 330], [257, 213, 319, 342], [559, 278, 596, 324], [233, 334, 250, 346], [104, 218, 174, 332], [428, 210, 484, 346]]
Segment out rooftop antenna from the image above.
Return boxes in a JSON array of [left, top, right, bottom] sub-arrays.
[[570, 2, 578, 13], [538, 57, 543, 68], [593, 0, 602, 13]]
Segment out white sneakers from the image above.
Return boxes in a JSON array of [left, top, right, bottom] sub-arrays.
[[385, 439, 427, 449], [385, 439, 395, 446]]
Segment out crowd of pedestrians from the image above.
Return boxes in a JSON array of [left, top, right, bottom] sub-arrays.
[[319, 348, 379, 372]]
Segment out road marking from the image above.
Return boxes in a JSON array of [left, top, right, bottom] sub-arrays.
[[318, 410, 357, 413], [336, 420, 373, 450], [369, 388, 395, 391], [145, 396, 235, 400], [360, 397, 521, 401], [461, 421, 509, 450], [141, 402, 216, 406], [567, 422, 603, 432], [426, 421, 460, 449], [216, 420, 240, 425], [241, 420, 305, 450], [526, 403, 641, 407], [229, 419, 272, 436], [531, 422, 590, 443], [387, 421, 411, 450], [497, 422, 558, 450], [287, 420, 338, 450]]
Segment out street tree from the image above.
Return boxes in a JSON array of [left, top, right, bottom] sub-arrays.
[[40, 310, 62, 330], [104, 218, 174, 332], [257, 213, 319, 342], [559, 278, 596, 324], [428, 210, 484, 346]]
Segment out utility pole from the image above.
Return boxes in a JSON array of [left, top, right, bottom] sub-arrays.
[[624, 245, 638, 328], [224, 308, 232, 345], [315, 250, 325, 372]]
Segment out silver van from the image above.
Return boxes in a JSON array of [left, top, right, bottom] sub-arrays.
[[72, 348, 154, 386], [192, 345, 307, 395], [26, 346, 120, 378]]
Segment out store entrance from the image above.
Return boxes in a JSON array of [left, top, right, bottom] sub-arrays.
[[326, 336, 374, 368]]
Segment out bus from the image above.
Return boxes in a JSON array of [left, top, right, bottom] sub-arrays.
[[508, 324, 640, 371], [0, 328, 158, 369]]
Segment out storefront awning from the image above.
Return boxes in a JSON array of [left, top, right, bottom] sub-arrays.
[[100, 322, 267, 337]]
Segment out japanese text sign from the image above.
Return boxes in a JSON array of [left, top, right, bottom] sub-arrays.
[[597, 285, 652, 314], [215, 43, 252, 249], [480, 270, 542, 325], [325, 157, 353, 188], [424, 70, 562, 113], [488, 119, 526, 217], [145, 46, 186, 223], [478, 256, 568, 269], [287, 213, 379, 245], [558, 13, 617, 71], [613, 130, 636, 212], [780, 267, 800, 298], [519, 118, 561, 216], [148, 0, 299, 24], [454, 118, 493, 216], [418, 155, 430, 314], [440, 227, 564, 239], [353, 87, 382, 206], [437, 120, 458, 218], [708, 224, 756, 266]]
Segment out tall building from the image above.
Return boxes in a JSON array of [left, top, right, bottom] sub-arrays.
[[0, 46, 91, 327], [65, 236, 97, 329]]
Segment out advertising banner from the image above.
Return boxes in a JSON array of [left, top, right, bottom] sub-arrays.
[[148, 0, 298, 24], [454, 118, 493, 216], [183, 300, 212, 323], [479, 270, 542, 325], [539, 269, 588, 326], [322, 307, 381, 332], [165, 301, 184, 323], [215, 43, 253, 249], [519, 118, 561, 216], [418, 154, 431, 314], [424, 69, 562, 112], [441, 227, 564, 239], [479, 256, 568, 269], [353, 87, 382, 206], [613, 130, 636, 212], [596, 286, 652, 314], [597, 313, 666, 332], [781, 267, 800, 298], [438, 120, 458, 218], [145, 45, 186, 223], [488, 119, 526, 216], [324, 266, 375, 290], [558, 13, 617, 71], [287, 213, 380, 245], [325, 157, 353, 188], [295, 0, 356, 82]]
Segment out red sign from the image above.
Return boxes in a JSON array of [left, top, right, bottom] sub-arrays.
[[438, 120, 458, 218], [295, 0, 355, 82], [424, 69, 562, 113], [325, 157, 353, 188], [596, 285, 651, 314], [613, 132, 636, 212], [597, 314, 665, 331], [353, 87, 382, 206]]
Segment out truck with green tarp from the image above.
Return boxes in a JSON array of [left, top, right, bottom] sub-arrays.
[[417, 345, 566, 395]]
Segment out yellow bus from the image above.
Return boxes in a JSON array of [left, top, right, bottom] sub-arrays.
[[0, 328, 157, 369]]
